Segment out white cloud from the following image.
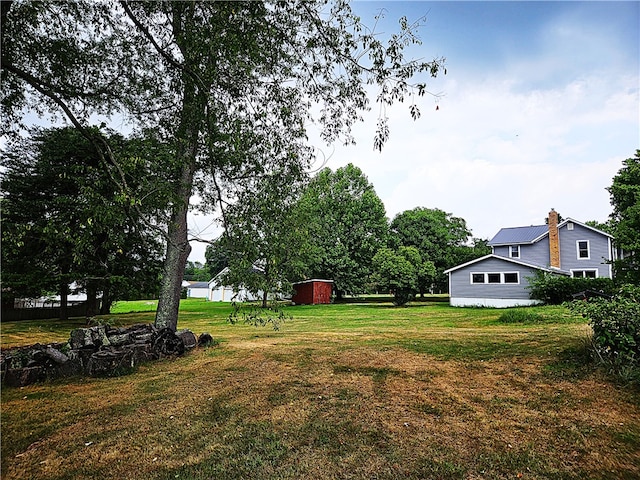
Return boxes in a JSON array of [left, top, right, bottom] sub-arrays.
[[321, 66, 636, 242]]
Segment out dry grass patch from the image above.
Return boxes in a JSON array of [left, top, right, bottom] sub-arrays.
[[2, 302, 639, 479]]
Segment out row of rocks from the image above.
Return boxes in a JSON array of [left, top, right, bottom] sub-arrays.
[[1, 323, 215, 387]]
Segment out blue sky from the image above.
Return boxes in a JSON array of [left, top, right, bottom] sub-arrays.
[[193, 2, 640, 261], [191, 1, 638, 260]]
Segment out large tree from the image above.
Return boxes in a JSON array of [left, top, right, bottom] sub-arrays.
[[389, 207, 472, 293], [2, 1, 445, 330], [608, 150, 640, 285], [1, 127, 167, 317], [297, 163, 389, 298]]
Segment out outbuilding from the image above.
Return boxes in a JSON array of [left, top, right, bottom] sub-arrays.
[[291, 279, 333, 305]]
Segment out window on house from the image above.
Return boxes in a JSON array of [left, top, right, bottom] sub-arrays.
[[567, 222, 574, 231], [577, 240, 590, 259], [509, 245, 520, 258], [471, 272, 521, 284], [487, 273, 501, 283], [504, 272, 519, 283], [572, 270, 597, 278]]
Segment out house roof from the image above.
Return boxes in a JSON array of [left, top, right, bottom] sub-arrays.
[[488, 225, 549, 246], [443, 254, 571, 275], [293, 279, 334, 286], [187, 282, 210, 289], [489, 217, 613, 246]]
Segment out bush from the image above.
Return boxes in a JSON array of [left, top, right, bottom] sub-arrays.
[[527, 271, 615, 305], [497, 309, 544, 324], [568, 285, 640, 383]]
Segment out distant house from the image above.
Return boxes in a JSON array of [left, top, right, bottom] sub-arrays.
[[444, 209, 615, 308], [185, 281, 210, 299], [291, 279, 333, 305], [207, 267, 262, 302]]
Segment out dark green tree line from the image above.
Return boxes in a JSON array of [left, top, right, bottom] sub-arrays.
[[1, 127, 168, 317]]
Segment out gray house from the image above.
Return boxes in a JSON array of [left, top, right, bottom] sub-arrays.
[[444, 209, 615, 307]]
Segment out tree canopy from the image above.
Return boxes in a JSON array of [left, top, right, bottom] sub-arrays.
[[389, 207, 473, 292], [297, 163, 389, 298], [608, 150, 640, 285], [371, 246, 434, 305], [1, 127, 167, 317], [2, 1, 445, 330]]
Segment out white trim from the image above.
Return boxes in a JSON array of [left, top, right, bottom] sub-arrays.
[[444, 254, 570, 275], [570, 269, 598, 278], [608, 237, 614, 278], [469, 271, 521, 285], [509, 245, 520, 258], [576, 240, 590, 260], [292, 279, 334, 285], [559, 217, 614, 238], [450, 297, 543, 308]]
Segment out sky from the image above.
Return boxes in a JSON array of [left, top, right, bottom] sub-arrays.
[[192, 1, 640, 262]]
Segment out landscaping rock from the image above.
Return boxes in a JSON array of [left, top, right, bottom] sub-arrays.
[[176, 329, 197, 349], [153, 328, 185, 357], [197, 332, 215, 347], [1, 323, 200, 387]]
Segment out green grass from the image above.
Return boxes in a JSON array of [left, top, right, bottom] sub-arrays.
[[2, 298, 639, 480]]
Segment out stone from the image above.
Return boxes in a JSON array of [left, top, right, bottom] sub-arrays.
[[153, 329, 185, 357], [107, 333, 131, 346], [197, 332, 215, 347], [44, 346, 69, 364], [2, 324, 199, 386], [176, 329, 197, 349]]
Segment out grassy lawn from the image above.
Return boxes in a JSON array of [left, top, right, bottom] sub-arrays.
[[1, 298, 639, 479]]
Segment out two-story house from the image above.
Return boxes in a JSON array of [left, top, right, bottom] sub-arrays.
[[444, 209, 615, 307]]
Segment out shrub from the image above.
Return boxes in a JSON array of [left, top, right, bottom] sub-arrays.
[[527, 271, 615, 305], [568, 285, 640, 382], [497, 309, 544, 324]]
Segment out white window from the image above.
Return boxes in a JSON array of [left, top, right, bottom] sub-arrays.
[[504, 272, 519, 283], [577, 240, 590, 259], [469, 272, 520, 284], [567, 222, 574, 231], [509, 245, 520, 258], [572, 270, 597, 278], [471, 273, 485, 284]]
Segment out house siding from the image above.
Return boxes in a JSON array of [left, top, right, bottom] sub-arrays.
[[494, 241, 550, 267], [558, 223, 612, 278], [449, 257, 540, 302]]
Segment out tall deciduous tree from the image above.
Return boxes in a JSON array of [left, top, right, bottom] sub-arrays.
[[2, 1, 445, 330], [389, 207, 472, 293], [608, 150, 640, 285], [298, 164, 389, 298], [1, 127, 167, 317]]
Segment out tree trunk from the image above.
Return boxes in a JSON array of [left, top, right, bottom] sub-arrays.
[[86, 283, 99, 317], [59, 282, 69, 320], [154, 4, 212, 332], [153, 44, 204, 331], [155, 203, 192, 331], [99, 285, 112, 315]]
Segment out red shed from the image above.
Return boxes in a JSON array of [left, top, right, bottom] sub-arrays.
[[291, 279, 333, 305]]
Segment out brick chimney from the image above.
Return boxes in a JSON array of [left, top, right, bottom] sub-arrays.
[[548, 208, 560, 268]]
